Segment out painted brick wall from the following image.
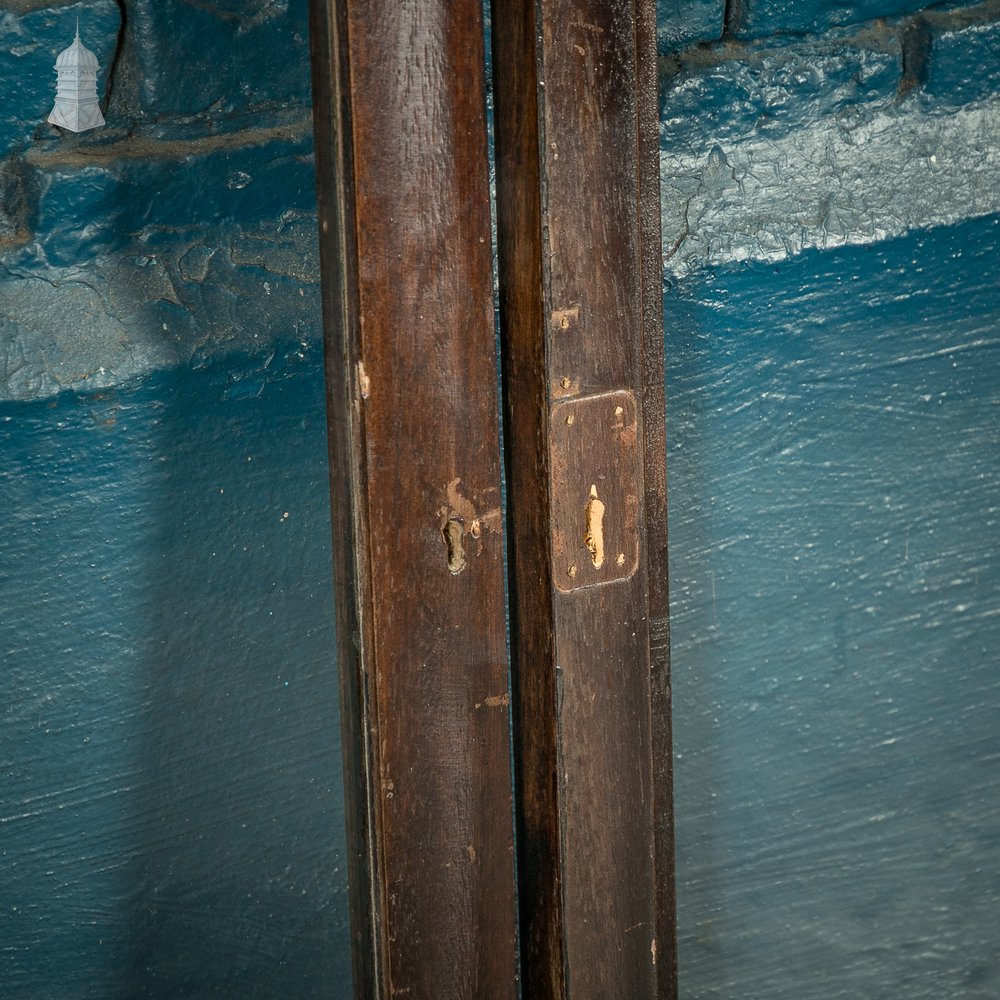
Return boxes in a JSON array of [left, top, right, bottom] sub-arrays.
[[0, 3, 351, 997], [731, 0, 938, 39], [660, 2, 1000, 998], [659, 0, 972, 49], [0, 0, 318, 401], [659, 1, 1000, 269]]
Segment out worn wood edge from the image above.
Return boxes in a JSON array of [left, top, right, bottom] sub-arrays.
[[308, 2, 386, 995], [634, 0, 678, 994], [492, 1, 568, 996]]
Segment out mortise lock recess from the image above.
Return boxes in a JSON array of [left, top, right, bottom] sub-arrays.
[[550, 390, 641, 593]]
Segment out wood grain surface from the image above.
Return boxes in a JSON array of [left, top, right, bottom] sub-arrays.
[[309, 2, 518, 996], [492, 0, 677, 996]]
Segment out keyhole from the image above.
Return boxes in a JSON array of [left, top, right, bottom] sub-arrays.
[[584, 485, 605, 569]]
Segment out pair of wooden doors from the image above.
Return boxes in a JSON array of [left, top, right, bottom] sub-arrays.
[[308, 2, 675, 996]]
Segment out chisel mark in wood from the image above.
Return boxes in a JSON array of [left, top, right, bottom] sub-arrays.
[[552, 304, 580, 330], [584, 484, 606, 568], [476, 693, 511, 709], [443, 517, 466, 574]]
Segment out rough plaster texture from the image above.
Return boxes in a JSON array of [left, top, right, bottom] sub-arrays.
[[658, 0, 727, 51], [0, 4, 350, 997], [656, 0, 957, 50], [1, 346, 351, 999], [658, 4, 1000, 997], [730, 0, 940, 39]]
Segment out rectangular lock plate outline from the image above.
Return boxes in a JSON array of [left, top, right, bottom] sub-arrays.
[[550, 390, 641, 593]]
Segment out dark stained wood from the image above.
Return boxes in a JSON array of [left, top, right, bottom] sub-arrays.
[[492, 0, 677, 996], [309, 2, 519, 996]]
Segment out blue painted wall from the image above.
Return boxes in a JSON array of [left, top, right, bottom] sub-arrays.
[[666, 217, 1000, 997], [0, 1, 351, 996], [1, 348, 349, 997], [656, 0, 972, 49], [661, 2, 1000, 996]]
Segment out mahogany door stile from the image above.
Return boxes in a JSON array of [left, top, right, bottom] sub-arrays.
[[491, 0, 678, 997], [309, 3, 519, 997]]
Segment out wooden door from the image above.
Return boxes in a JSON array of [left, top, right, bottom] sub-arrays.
[[309, 2, 676, 997]]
